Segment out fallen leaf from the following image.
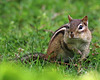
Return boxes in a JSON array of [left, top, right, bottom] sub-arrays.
[[94, 43, 100, 48]]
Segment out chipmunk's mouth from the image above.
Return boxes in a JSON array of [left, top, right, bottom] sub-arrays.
[[67, 38, 81, 43], [69, 37, 79, 40]]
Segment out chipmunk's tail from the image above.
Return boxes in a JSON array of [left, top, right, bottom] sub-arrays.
[[14, 53, 71, 65], [15, 53, 46, 63]]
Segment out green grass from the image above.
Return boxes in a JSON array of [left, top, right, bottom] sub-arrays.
[[0, 0, 100, 80], [0, 62, 100, 80]]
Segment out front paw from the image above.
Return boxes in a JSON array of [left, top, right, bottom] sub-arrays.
[[73, 48, 82, 55], [77, 50, 82, 55]]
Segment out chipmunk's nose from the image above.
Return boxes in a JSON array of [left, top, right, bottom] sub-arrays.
[[71, 32, 73, 34], [70, 32, 74, 38]]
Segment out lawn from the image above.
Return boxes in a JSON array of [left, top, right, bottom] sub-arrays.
[[0, 0, 100, 80]]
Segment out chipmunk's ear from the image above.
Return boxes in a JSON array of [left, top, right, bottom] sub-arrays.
[[68, 15, 73, 23], [82, 16, 88, 26]]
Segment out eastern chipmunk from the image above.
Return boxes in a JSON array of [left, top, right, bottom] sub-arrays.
[[19, 15, 92, 63]]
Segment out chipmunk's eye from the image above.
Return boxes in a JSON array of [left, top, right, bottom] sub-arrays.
[[67, 26, 69, 29], [79, 25, 83, 29]]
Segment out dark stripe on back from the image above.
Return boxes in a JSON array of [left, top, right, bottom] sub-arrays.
[[50, 24, 69, 43]]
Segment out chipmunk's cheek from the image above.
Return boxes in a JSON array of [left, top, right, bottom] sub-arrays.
[[79, 33, 85, 39], [73, 34, 79, 39], [74, 35, 77, 38]]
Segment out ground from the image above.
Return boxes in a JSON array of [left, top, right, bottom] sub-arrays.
[[0, 0, 100, 80]]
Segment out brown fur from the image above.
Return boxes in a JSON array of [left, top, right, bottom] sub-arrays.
[[18, 15, 92, 63], [45, 15, 92, 62]]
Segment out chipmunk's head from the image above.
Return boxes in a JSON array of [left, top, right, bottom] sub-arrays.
[[66, 15, 89, 39]]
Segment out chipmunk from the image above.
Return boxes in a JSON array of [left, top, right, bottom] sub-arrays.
[[19, 15, 92, 63]]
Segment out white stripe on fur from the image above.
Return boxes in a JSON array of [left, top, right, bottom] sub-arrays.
[[51, 27, 66, 41]]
